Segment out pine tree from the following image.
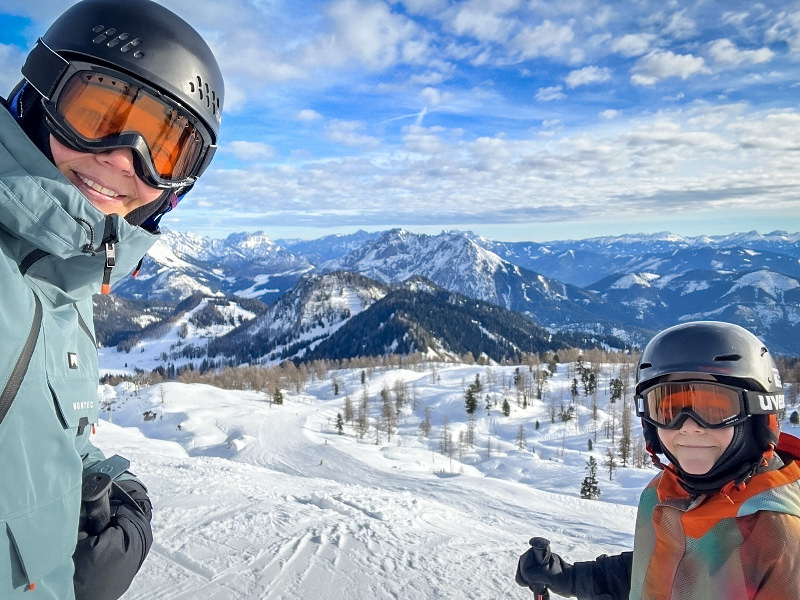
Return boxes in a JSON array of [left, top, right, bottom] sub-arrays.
[[465, 382, 478, 414], [581, 457, 601, 500], [609, 377, 624, 403], [272, 387, 284, 405], [335, 413, 345, 435], [502, 397, 511, 417], [604, 447, 618, 481]]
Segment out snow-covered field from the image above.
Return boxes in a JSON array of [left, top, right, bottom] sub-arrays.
[[92, 360, 662, 599]]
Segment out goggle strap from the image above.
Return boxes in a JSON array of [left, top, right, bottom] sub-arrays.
[[21, 39, 71, 102], [744, 391, 786, 415]]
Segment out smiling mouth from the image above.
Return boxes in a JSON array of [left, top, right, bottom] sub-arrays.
[[78, 174, 120, 198]]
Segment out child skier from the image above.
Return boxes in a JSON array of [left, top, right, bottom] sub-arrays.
[[515, 321, 800, 599]]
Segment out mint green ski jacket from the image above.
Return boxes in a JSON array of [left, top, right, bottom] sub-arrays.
[[0, 107, 157, 598]]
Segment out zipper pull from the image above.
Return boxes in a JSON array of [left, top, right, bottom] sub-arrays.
[[99, 216, 118, 295], [101, 241, 116, 294]]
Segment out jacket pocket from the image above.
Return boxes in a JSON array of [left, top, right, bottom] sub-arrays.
[[45, 304, 100, 432], [5, 494, 78, 597]]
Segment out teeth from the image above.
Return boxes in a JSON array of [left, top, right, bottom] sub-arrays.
[[79, 175, 120, 198]]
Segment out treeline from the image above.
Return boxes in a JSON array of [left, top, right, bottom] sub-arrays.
[[100, 347, 641, 393]]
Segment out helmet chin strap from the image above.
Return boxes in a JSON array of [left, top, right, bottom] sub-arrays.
[[124, 190, 178, 230]]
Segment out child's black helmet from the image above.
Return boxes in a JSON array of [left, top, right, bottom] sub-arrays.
[[636, 320, 782, 397]]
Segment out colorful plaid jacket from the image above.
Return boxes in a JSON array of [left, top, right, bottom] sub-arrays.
[[629, 433, 800, 600]]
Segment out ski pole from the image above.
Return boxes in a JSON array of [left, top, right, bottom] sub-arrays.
[[79, 472, 112, 536], [528, 537, 551, 600]]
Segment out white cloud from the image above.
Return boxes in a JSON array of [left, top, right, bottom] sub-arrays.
[[511, 20, 577, 61], [297, 109, 324, 122], [721, 11, 750, 28], [324, 119, 381, 148], [765, 11, 800, 52], [600, 109, 620, 120], [535, 85, 565, 102], [227, 141, 276, 161], [408, 71, 448, 86], [565, 65, 611, 88], [610, 33, 656, 58], [662, 9, 698, 39], [420, 86, 449, 107], [630, 50, 710, 86], [300, 0, 428, 70], [469, 135, 514, 171], [402, 124, 451, 154], [448, 0, 520, 43], [708, 39, 774, 67]]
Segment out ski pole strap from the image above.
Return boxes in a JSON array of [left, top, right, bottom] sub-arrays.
[[84, 454, 131, 480]]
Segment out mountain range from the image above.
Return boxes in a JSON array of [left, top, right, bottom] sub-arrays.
[[96, 229, 800, 370]]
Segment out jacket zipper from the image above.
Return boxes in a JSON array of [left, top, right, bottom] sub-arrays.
[[0, 293, 43, 425], [100, 215, 118, 295]]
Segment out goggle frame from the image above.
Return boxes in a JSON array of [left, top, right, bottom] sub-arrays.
[[636, 381, 785, 430], [37, 57, 216, 190]]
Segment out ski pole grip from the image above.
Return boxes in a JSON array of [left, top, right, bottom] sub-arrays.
[[80, 472, 112, 536], [529, 537, 551, 600]]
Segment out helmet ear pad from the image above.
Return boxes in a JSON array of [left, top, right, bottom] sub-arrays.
[[642, 419, 663, 454]]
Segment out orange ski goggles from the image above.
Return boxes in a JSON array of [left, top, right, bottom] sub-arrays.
[[41, 64, 215, 189], [636, 381, 784, 429]]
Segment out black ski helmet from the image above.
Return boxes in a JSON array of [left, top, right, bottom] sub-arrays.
[[635, 321, 785, 494], [23, 0, 223, 143], [14, 0, 224, 228]]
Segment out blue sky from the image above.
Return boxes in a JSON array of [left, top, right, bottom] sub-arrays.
[[1, 0, 799, 242]]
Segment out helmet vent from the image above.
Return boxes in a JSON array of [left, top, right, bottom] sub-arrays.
[[639, 362, 652, 370], [189, 77, 222, 119], [90, 25, 144, 59], [714, 353, 742, 362]]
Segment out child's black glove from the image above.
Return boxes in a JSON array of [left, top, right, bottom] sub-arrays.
[[515, 537, 576, 596]]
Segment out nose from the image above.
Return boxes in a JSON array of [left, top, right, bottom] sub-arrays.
[[96, 147, 136, 176], [679, 416, 704, 432]]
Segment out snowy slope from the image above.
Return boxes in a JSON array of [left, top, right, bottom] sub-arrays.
[[91, 361, 670, 600]]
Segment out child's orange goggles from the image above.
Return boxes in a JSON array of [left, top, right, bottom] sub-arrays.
[[40, 64, 216, 189], [637, 382, 756, 429]]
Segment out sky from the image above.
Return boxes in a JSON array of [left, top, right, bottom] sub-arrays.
[[1, 0, 799, 242], [93, 359, 649, 599]]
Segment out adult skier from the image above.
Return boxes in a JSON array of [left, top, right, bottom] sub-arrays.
[[515, 321, 800, 599], [0, 1, 223, 598]]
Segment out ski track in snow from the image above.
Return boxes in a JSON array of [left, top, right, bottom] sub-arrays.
[[92, 364, 655, 599]]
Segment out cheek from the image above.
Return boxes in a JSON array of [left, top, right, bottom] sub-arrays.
[[134, 179, 166, 204], [657, 429, 674, 450], [715, 427, 735, 448], [49, 136, 81, 172]]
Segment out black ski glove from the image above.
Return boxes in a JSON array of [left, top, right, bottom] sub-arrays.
[[73, 480, 153, 600], [516, 538, 577, 597]]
